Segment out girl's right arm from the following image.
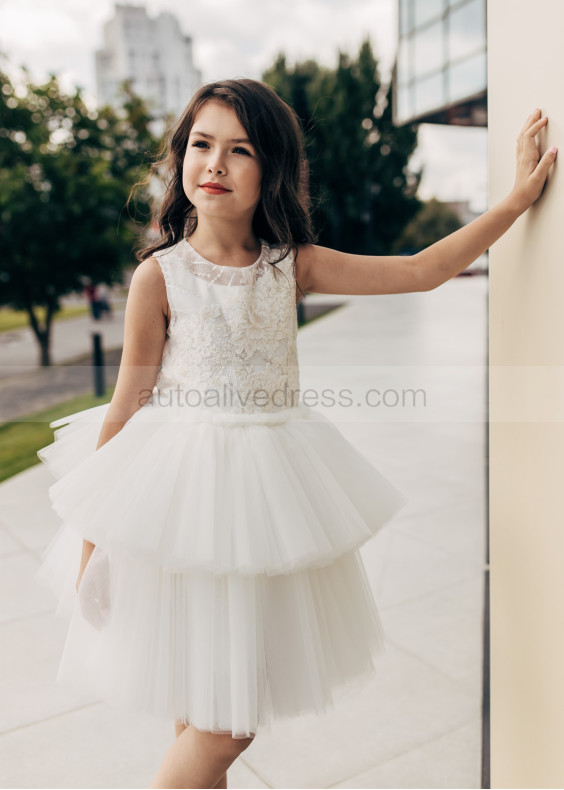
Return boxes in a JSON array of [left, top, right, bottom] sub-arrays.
[[95, 256, 168, 448], [77, 256, 168, 588]]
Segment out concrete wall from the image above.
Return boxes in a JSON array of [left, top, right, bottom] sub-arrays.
[[489, 0, 563, 785]]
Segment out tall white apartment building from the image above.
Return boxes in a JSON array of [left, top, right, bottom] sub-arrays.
[[95, 3, 202, 119]]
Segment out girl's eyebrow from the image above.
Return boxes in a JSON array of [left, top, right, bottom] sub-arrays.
[[190, 130, 252, 144]]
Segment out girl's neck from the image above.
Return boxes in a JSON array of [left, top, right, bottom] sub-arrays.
[[186, 219, 260, 259]]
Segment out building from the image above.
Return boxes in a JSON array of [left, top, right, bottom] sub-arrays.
[[392, 0, 488, 269], [393, 0, 487, 127], [95, 3, 202, 120]]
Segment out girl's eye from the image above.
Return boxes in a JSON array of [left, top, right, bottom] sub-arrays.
[[191, 141, 251, 156]]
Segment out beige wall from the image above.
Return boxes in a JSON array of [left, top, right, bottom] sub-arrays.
[[489, 0, 563, 786]]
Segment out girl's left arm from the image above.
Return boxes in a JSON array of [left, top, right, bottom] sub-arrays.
[[299, 109, 557, 296]]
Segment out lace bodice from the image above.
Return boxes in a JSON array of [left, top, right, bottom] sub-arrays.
[[152, 238, 301, 414]]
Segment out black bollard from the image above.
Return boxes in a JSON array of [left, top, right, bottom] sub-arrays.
[[92, 332, 105, 397], [296, 300, 305, 328]]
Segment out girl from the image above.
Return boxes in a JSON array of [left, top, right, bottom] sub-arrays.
[[34, 79, 556, 789]]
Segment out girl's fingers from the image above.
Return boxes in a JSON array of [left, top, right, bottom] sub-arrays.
[[540, 146, 558, 167], [512, 110, 556, 208], [519, 108, 541, 135], [525, 116, 548, 137], [516, 114, 549, 160]]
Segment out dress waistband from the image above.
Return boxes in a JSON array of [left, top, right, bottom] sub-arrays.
[[145, 383, 308, 426]]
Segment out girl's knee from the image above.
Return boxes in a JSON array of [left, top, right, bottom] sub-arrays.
[[195, 729, 255, 759], [234, 734, 255, 751], [217, 731, 255, 753], [223, 734, 255, 761]]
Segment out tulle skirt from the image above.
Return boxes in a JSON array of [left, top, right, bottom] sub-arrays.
[[34, 387, 408, 738]]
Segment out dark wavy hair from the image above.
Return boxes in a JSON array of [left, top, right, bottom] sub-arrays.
[[132, 78, 318, 283]]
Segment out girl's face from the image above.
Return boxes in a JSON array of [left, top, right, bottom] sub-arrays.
[[182, 101, 263, 225]]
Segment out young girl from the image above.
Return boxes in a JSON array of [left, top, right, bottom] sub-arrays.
[[34, 79, 556, 788]]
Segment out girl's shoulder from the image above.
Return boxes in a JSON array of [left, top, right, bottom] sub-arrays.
[[142, 240, 186, 292], [267, 240, 306, 270], [148, 239, 184, 262], [133, 253, 168, 284], [129, 255, 169, 325], [293, 242, 319, 294], [266, 241, 311, 305]]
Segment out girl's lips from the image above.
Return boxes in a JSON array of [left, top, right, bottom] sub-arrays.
[[200, 186, 231, 195]]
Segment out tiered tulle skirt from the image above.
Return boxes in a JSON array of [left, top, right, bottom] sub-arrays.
[[34, 389, 408, 738]]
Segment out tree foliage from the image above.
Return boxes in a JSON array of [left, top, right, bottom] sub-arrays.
[[262, 39, 423, 255], [0, 62, 159, 365], [391, 197, 463, 254]]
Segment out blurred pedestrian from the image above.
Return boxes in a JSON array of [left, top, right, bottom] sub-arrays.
[[96, 283, 113, 320], [84, 282, 101, 320]]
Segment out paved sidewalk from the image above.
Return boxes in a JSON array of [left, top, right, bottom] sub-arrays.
[[0, 302, 127, 379], [0, 349, 124, 423], [0, 275, 488, 788], [0, 305, 127, 422]]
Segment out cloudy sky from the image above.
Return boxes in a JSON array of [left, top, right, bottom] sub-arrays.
[[0, 0, 487, 212]]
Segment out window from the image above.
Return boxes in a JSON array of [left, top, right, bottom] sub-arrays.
[[399, 0, 413, 36], [413, 20, 444, 77], [414, 0, 444, 28], [448, 49, 486, 102], [448, 0, 485, 62], [414, 70, 444, 115], [397, 38, 411, 85]]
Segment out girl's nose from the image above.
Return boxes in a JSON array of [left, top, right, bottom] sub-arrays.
[[208, 155, 225, 175]]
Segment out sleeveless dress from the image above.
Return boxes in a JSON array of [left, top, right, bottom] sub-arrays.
[[33, 237, 408, 739]]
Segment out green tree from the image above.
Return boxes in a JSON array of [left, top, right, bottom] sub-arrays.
[[391, 197, 463, 254], [0, 63, 159, 366], [262, 39, 423, 255]]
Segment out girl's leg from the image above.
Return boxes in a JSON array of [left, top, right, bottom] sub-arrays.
[[174, 721, 227, 789], [213, 773, 228, 789], [150, 720, 252, 788]]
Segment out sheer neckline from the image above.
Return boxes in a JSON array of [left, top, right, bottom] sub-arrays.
[[181, 238, 267, 270]]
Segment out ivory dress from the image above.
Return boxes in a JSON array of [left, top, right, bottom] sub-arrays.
[[34, 237, 408, 739]]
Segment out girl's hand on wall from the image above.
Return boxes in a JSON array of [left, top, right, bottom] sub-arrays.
[[509, 109, 557, 213]]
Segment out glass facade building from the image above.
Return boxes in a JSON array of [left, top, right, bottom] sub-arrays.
[[393, 0, 487, 127]]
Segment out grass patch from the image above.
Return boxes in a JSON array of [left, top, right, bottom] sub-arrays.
[[0, 385, 116, 484], [0, 305, 91, 334]]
